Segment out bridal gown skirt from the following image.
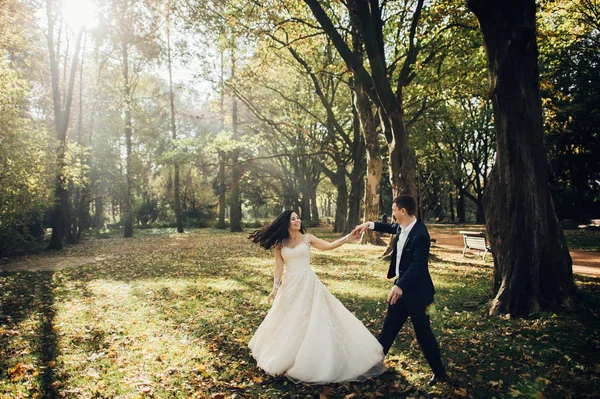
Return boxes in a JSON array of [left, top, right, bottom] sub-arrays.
[[248, 237, 386, 384]]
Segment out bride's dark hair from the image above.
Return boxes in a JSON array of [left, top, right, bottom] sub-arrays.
[[248, 210, 305, 250]]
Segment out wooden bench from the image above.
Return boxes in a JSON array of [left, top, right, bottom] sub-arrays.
[[459, 231, 492, 261]]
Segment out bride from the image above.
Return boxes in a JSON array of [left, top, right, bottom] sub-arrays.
[[248, 210, 386, 384]]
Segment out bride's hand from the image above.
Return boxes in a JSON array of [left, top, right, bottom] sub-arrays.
[[267, 288, 278, 303]]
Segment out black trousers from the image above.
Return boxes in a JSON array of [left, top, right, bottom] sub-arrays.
[[377, 295, 445, 375]]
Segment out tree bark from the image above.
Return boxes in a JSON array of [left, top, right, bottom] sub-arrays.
[[355, 83, 384, 245], [468, 0, 577, 316]]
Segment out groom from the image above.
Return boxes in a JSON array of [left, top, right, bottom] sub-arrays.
[[352, 195, 446, 385]]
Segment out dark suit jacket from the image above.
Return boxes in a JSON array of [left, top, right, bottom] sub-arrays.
[[373, 220, 435, 305]]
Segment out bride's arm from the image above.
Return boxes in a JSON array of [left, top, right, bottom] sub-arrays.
[[267, 247, 284, 302], [306, 233, 352, 251]]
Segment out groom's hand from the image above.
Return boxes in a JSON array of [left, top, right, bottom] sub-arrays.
[[351, 222, 370, 238], [388, 285, 403, 305]]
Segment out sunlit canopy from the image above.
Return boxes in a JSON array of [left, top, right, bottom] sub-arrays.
[[61, 0, 98, 30]]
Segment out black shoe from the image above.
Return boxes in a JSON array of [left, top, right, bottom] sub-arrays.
[[428, 372, 447, 386]]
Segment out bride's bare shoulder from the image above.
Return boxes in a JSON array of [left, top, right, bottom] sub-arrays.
[[303, 233, 314, 242]]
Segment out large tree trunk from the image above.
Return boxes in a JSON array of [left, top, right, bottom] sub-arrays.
[[166, 9, 183, 233], [468, 0, 577, 317], [383, 89, 418, 199]]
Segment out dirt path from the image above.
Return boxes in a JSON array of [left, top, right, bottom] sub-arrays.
[[429, 230, 600, 277]]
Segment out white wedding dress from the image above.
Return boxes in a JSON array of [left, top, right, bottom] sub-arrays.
[[248, 235, 386, 384]]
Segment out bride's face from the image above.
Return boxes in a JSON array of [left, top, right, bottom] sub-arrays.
[[289, 212, 302, 231]]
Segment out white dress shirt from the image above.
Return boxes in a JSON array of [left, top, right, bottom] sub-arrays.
[[369, 218, 417, 278]]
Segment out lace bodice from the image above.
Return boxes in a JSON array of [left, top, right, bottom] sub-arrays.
[[281, 235, 311, 274]]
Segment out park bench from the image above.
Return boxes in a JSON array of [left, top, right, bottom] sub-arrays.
[[459, 230, 492, 261]]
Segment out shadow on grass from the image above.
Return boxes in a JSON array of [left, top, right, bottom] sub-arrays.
[[0, 271, 58, 398]]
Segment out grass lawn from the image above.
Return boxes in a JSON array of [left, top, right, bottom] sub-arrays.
[[1, 227, 599, 398]]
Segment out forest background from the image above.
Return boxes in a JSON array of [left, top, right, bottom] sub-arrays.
[[2, 0, 598, 256]]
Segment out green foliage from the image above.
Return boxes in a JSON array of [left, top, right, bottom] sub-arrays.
[[0, 1, 54, 255], [538, 0, 600, 221]]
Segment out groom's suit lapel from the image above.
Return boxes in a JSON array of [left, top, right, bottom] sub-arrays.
[[399, 221, 421, 267], [403, 221, 420, 250]]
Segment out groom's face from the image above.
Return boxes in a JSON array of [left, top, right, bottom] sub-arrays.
[[392, 203, 404, 222]]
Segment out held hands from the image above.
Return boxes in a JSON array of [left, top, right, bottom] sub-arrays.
[[388, 285, 403, 305], [350, 222, 370, 238]]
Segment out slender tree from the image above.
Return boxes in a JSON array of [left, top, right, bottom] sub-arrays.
[[46, 0, 85, 250], [166, 0, 184, 233], [229, 35, 243, 232]]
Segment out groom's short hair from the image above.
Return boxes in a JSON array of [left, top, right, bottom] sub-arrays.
[[393, 195, 417, 216]]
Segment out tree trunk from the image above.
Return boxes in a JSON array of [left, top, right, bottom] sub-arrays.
[[354, 84, 384, 245], [229, 158, 243, 232], [457, 190, 466, 223], [93, 196, 104, 228], [333, 164, 348, 233], [476, 196, 485, 224], [216, 153, 227, 229], [385, 97, 418, 199], [229, 36, 243, 233], [310, 190, 319, 225], [468, 0, 577, 317], [449, 193, 455, 222], [166, 9, 183, 233], [69, 34, 90, 245], [122, 43, 134, 238], [299, 187, 311, 223], [303, 0, 419, 199], [46, 0, 84, 250], [347, 84, 366, 233]]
